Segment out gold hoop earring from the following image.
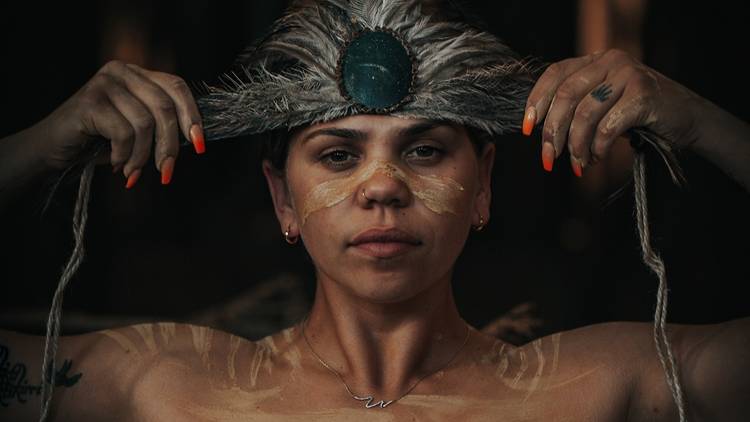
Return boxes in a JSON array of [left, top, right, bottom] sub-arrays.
[[473, 215, 485, 232], [284, 224, 299, 244]]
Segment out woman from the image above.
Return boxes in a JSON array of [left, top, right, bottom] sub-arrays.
[[1, 0, 748, 421]]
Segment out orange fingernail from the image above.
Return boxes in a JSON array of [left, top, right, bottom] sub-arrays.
[[161, 157, 175, 185], [571, 156, 583, 178], [542, 142, 555, 172], [190, 124, 205, 154], [522, 106, 536, 136], [125, 169, 141, 189]]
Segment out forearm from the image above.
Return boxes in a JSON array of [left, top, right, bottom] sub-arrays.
[[688, 98, 750, 192], [0, 126, 53, 210]]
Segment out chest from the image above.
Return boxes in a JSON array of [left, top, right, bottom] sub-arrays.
[[131, 367, 631, 422]]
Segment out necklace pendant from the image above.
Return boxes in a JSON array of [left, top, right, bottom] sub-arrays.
[[354, 395, 394, 409]]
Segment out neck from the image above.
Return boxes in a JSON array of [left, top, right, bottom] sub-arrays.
[[302, 270, 470, 400]]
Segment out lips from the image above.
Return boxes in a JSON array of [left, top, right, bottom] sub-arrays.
[[350, 227, 421, 258], [350, 227, 421, 246]]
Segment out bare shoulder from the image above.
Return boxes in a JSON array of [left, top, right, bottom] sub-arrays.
[[545, 320, 729, 422], [502, 322, 655, 420], [90, 322, 259, 382]]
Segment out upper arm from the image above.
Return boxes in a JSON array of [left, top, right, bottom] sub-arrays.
[[630, 317, 750, 422], [0, 327, 143, 422], [0, 322, 217, 422]]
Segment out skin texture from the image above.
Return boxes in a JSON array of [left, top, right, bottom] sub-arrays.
[[1, 48, 749, 421], [97, 322, 630, 421]]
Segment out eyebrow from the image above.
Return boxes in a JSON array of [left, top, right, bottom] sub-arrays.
[[301, 120, 449, 144]]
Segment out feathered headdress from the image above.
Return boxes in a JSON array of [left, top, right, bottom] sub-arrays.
[[196, 0, 540, 140]]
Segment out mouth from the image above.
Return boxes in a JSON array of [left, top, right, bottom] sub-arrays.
[[349, 227, 421, 259], [352, 241, 418, 258]]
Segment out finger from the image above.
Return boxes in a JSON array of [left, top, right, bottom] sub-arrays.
[[100, 61, 180, 178], [524, 52, 602, 135], [591, 88, 654, 161], [541, 60, 612, 167], [83, 97, 139, 187], [567, 69, 629, 172], [126, 64, 205, 154], [101, 74, 155, 178]]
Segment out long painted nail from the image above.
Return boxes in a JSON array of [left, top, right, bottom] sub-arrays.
[[522, 106, 536, 136], [570, 156, 583, 178], [125, 168, 141, 189], [160, 157, 175, 185], [542, 142, 555, 172], [190, 124, 205, 154]]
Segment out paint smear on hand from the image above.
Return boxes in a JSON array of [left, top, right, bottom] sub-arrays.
[[299, 160, 466, 226]]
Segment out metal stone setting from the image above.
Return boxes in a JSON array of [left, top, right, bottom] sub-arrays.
[[336, 27, 417, 114]]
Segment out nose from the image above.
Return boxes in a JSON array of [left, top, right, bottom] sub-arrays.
[[358, 169, 412, 209]]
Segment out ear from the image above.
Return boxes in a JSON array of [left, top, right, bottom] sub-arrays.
[[262, 159, 298, 236], [474, 142, 495, 225]]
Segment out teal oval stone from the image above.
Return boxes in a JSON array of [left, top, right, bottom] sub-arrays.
[[341, 30, 413, 110]]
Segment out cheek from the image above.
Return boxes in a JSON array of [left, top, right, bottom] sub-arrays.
[[295, 160, 471, 227]]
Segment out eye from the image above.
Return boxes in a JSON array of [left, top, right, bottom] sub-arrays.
[[406, 145, 443, 161], [320, 149, 357, 168]]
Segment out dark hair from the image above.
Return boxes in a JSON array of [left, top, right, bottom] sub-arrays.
[[261, 123, 493, 173]]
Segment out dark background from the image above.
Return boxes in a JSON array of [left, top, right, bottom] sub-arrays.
[[1, 1, 748, 340]]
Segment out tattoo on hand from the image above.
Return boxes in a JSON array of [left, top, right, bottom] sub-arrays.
[[0, 343, 82, 408], [590, 83, 613, 102]]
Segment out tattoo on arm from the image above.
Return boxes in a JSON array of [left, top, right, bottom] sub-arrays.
[[590, 83, 613, 102], [0, 343, 82, 408]]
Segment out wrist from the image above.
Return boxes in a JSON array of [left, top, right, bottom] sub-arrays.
[[0, 124, 57, 187]]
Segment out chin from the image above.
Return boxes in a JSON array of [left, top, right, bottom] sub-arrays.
[[342, 267, 434, 304]]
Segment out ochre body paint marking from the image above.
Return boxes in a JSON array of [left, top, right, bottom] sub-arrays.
[[133, 324, 158, 354], [300, 160, 466, 226], [159, 322, 177, 345], [228, 334, 244, 383], [100, 329, 143, 358], [190, 325, 214, 367]]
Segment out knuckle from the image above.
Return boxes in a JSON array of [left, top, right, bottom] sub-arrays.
[[101, 59, 126, 74], [115, 124, 135, 144], [543, 62, 562, 80], [88, 72, 117, 91], [554, 85, 577, 101], [596, 122, 612, 139], [168, 75, 190, 94], [575, 104, 594, 123], [591, 139, 609, 159], [132, 114, 155, 133], [604, 48, 628, 61], [154, 97, 176, 115]]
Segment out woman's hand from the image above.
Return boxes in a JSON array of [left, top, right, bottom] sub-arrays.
[[523, 49, 703, 177], [31, 60, 205, 187]]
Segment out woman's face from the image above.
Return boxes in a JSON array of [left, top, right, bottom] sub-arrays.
[[263, 115, 495, 304]]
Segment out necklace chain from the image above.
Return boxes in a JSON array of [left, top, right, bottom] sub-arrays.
[[300, 316, 471, 409]]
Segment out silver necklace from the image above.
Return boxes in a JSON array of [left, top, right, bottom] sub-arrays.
[[300, 317, 471, 409]]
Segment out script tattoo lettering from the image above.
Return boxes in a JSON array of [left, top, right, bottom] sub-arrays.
[[0, 343, 82, 407], [590, 83, 613, 103]]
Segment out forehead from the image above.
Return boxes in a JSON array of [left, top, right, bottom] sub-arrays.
[[291, 114, 466, 145]]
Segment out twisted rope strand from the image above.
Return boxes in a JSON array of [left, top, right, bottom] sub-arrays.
[[633, 152, 687, 422], [39, 160, 96, 422]]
